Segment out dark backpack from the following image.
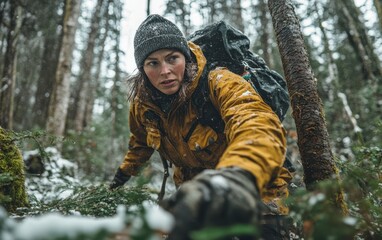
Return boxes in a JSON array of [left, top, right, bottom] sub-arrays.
[[187, 21, 295, 172], [187, 21, 290, 128]]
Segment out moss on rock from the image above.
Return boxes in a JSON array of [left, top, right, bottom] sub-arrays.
[[0, 127, 28, 212]]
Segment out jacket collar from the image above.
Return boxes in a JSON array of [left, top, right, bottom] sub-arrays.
[[185, 41, 207, 99]]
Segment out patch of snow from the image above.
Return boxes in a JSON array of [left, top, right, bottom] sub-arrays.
[[308, 193, 325, 206], [343, 217, 357, 226], [23, 147, 81, 203], [2, 206, 126, 240], [241, 90, 252, 96]]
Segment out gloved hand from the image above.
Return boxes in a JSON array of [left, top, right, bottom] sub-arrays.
[[109, 168, 131, 190], [160, 167, 262, 240]]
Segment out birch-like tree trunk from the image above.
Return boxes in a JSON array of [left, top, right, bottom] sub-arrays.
[[335, 0, 382, 83], [313, 1, 338, 102], [268, 0, 347, 213], [46, 0, 81, 139], [74, 0, 104, 131], [314, 2, 362, 138], [0, 1, 23, 130]]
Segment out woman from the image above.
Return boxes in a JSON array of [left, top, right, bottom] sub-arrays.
[[110, 14, 293, 239]]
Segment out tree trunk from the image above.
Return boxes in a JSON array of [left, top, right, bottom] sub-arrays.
[[46, 0, 81, 141], [110, 2, 123, 141], [375, 0, 382, 31], [0, 1, 23, 130], [12, 51, 38, 130], [165, 0, 190, 35], [178, 1, 190, 36], [32, 36, 60, 129], [106, 0, 129, 175], [84, 1, 111, 126], [314, 2, 362, 139], [146, 0, 151, 15], [208, 1, 217, 24], [335, 0, 382, 83], [0, 2, 6, 31], [258, 0, 273, 68], [268, 0, 347, 213], [231, 0, 244, 32], [32, 1, 62, 129], [74, 0, 104, 131], [313, 1, 338, 102]]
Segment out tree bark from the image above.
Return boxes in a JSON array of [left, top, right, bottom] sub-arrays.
[[32, 1, 62, 129], [268, 0, 347, 213], [74, 0, 104, 131], [46, 0, 81, 140], [0, 1, 23, 130], [32, 36, 60, 129]]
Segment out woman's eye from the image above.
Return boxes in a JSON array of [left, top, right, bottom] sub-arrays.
[[147, 61, 158, 67], [168, 55, 178, 63]]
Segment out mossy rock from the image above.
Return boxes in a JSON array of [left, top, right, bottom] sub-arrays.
[[0, 127, 28, 212]]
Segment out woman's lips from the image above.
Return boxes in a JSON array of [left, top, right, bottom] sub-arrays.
[[161, 80, 175, 87]]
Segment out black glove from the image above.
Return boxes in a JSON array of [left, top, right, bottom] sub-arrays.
[[109, 168, 131, 190], [160, 167, 262, 240]]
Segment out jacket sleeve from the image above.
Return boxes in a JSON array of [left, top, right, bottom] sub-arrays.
[[208, 68, 287, 193], [119, 102, 154, 176]]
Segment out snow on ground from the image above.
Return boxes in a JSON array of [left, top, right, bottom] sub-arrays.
[[23, 147, 81, 203], [1, 202, 175, 240], [1, 206, 126, 240], [0, 148, 176, 240]]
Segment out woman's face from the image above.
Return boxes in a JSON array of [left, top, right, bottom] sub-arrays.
[[143, 49, 186, 95]]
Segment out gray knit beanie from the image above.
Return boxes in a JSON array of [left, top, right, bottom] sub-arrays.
[[134, 14, 191, 69]]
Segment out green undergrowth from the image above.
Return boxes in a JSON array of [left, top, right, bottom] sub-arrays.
[[15, 184, 153, 218], [287, 145, 382, 239]]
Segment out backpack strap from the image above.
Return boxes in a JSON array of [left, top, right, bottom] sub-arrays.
[[158, 153, 170, 201], [191, 67, 225, 133], [143, 110, 173, 198]]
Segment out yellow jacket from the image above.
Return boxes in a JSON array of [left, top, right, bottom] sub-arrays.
[[120, 42, 292, 214]]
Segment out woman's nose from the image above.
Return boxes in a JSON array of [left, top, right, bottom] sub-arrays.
[[160, 62, 171, 75]]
